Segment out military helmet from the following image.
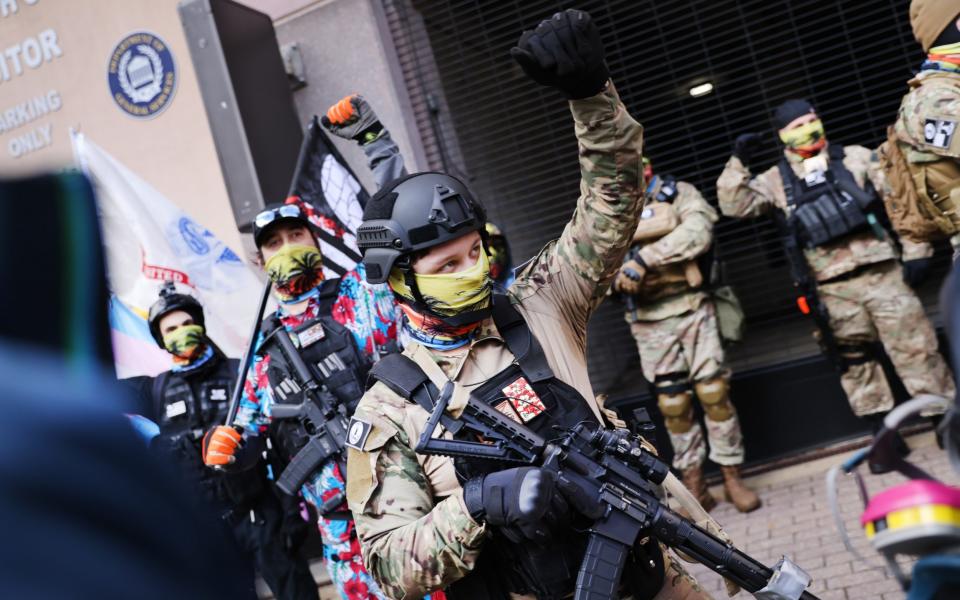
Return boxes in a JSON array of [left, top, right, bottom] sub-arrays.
[[252, 197, 316, 249], [357, 172, 486, 284], [147, 281, 205, 348]]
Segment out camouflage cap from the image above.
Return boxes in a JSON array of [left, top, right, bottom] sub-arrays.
[[910, 0, 960, 51]]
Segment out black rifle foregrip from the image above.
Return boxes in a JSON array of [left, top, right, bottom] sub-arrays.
[[652, 508, 780, 593], [574, 533, 630, 600]]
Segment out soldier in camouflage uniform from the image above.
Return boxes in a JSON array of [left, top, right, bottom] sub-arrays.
[[344, 10, 712, 600], [614, 159, 760, 513], [717, 100, 954, 438], [878, 0, 960, 280]]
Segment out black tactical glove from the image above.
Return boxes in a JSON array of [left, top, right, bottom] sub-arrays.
[[902, 257, 933, 288], [463, 467, 571, 544], [732, 132, 764, 167], [510, 9, 609, 99]]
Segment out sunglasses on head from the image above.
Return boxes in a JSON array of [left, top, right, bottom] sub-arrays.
[[254, 204, 303, 230]]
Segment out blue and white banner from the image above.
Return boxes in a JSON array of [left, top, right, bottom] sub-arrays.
[[71, 131, 264, 377]]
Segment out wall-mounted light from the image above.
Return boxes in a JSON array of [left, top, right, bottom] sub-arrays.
[[689, 82, 714, 97]]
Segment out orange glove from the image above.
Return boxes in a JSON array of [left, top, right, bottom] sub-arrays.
[[320, 94, 383, 144], [202, 425, 242, 466]]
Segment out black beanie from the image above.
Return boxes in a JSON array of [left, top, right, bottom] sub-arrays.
[[773, 99, 815, 130]]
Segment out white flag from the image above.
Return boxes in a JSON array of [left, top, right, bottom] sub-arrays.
[[71, 131, 265, 378]]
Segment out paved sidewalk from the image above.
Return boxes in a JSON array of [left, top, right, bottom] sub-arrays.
[[684, 432, 957, 600]]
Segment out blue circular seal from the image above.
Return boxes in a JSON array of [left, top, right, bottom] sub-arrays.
[[107, 32, 177, 119]]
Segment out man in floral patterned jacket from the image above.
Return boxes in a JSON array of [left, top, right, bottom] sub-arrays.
[[202, 193, 400, 599]]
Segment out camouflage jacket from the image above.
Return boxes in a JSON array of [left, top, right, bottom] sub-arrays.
[[716, 146, 897, 282], [624, 177, 716, 322], [891, 70, 960, 256], [344, 82, 644, 600]]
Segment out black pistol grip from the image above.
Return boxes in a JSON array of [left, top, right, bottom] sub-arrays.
[[574, 533, 629, 600]]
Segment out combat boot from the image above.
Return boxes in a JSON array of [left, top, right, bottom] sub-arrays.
[[681, 465, 716, 512], [721, 465, 761, 513]]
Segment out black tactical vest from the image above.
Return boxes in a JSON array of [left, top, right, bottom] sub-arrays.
[[260, 278, 378, 466], [779, 145, 880, 248], [152, 351, 264, 508], [368, 295, 662, 599]]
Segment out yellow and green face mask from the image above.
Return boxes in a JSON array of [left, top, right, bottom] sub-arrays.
[[265, 244, 323, 302], [779, 118, 826, 157], [388, 250, 492, 318], [163, 323, 206, 359]]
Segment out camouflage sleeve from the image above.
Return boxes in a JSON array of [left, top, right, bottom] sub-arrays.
[[638, 182, 717, 268], [363, 131, 407, 190], [510, 81, 644, 318], [843, 144, 888, 196], [716, 155, 782, 218], [347, 385, 486, 599], [897, 79, 960, 159]]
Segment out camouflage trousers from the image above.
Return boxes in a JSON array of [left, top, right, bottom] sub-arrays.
[[629, 299, 745, 470], [819, 261, 955, 416]]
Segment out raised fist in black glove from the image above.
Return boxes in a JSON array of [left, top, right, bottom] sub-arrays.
[[463, 466, 572, 544], [510, 9, 609, 99], [902, 257, 933, 288], [733, 132, 764, 167]]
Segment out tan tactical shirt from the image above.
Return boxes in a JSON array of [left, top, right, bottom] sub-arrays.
[[892, 70, 960, 256], [345, 82, 644, 600], [716, 146, 897, 282], [625, 178, 716, 322]]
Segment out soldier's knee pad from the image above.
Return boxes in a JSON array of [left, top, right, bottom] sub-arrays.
[[656, 376, 694, 434], [694, 377, 733, 421]]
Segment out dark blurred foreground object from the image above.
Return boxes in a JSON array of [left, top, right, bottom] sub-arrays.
[[0, 173, 113, 369], [0, 173, 254, 599]]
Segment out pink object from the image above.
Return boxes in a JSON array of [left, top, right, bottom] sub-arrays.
[[861, 480, 960, 526]]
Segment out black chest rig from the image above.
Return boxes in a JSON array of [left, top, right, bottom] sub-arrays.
[[153, 354, 264, 508], [369, 294, 633, 600], [779, 145, 880, 248], [153, 353, 237, 443], [261, 279, 376, 465]]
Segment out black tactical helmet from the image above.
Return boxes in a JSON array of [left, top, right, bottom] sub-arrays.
[[357, 172, 486, 284], [147, 282, 205, 348]]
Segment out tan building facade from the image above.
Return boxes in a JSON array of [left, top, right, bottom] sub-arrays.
[[0, 0, 245, 250], [0, 0, 427, 256]]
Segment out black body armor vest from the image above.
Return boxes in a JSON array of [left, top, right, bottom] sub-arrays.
[[152, 351, 264, 508], [779, 145, 880, 248], [368, 294, 662, 599], [260, 278, 379, 467]]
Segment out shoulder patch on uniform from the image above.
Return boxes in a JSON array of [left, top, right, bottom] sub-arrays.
[[345, 417, 372, 450], [923, 118, 956, 148]]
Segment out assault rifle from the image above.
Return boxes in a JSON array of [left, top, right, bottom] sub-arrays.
[[772, 212, 844, 372], [261, 315, 350, 496], [417, 384, 819, 600]]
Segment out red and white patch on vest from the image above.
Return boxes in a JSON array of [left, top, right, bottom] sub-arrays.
[[497, 376, 546, 423]]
